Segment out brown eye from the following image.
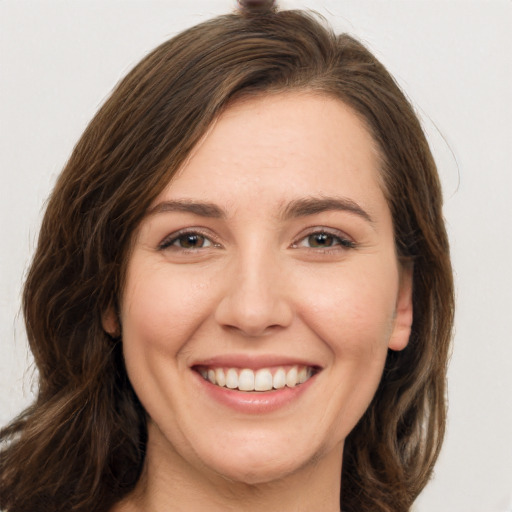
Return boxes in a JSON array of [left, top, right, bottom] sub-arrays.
[[159, 232, 215, 251], [294, 230, 356, 251], [176, 234, 208, 249], [308, 233, 335, 248]]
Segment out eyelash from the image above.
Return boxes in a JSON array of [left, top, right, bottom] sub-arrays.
[[158, 228, 356, 252], [291, 229, 356, 252], [158, 229, 219, 251]]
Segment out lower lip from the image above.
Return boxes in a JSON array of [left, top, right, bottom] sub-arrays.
[[192, 370, 317, 414]]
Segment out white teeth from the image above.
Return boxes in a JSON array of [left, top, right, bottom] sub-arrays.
[[255, 368, 273, 391], [273, 368, 286, 389], [215, 368, 226, 387], [286, 366, 298, 387], [298, 366, 308, 384], [238, 369, 255, 391], [200, 365, 314, 392], [226, 368, 238, 389]]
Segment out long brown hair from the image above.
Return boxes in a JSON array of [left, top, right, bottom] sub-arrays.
[[0, 6, 454, 512]]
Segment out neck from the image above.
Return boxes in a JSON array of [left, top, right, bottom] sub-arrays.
[[112, 422, 343, 512]]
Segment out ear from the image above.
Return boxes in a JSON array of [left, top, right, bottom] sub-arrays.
[[102, 307, 121, 339], [388, 263, 413, 351]]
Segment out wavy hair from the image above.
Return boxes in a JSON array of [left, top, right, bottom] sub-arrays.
[[0, 6, 453, 512]]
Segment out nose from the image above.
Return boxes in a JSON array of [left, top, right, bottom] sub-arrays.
[[214, 250, 294, 337]]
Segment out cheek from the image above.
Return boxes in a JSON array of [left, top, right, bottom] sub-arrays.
[[297, 266, 398, 440], [119, 262, 220, 422], [298, 263, 399, 357], [120, 262, 219, 379]]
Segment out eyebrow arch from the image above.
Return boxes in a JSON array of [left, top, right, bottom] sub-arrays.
[[281, 196, 374, 223], [146, 199, 225, 218]]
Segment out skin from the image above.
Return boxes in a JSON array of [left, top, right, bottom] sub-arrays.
[[107, 92, 413, 512]]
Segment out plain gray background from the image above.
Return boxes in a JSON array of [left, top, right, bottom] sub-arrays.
[[1, 1, 511, 510]]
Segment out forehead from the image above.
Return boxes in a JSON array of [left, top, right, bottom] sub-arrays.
[[153, 92, 386, 217]]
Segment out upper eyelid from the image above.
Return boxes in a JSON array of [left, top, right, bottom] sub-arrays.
[[157, 225, 355, 248], [290, 228, 357, 252], [159, 228, 220, 249], [292, 226, 354, 242]]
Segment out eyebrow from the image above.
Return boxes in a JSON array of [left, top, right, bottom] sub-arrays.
[[280, 196, 374, 223], [146, 199, 225, 218], [146, 196, 373, 223]]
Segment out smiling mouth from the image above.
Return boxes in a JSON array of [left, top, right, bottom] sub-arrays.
[[194, 365, 317, 392]]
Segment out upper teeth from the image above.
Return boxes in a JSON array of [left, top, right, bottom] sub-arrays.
[[198, 365, 312, 392]]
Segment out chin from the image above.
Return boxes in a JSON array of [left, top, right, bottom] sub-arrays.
[[208, 451, 313, 485], [189, 428, 334, 486]]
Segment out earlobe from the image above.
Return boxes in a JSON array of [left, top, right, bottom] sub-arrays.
[[388, 263, 414, 351], [102, 307, 121, 339]]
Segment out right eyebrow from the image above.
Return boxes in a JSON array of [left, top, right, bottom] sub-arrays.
[[280, 195, 374, 224], [146, 199, 226, 219]]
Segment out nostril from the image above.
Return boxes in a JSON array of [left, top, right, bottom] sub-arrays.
[[221, 320, 286, 338]]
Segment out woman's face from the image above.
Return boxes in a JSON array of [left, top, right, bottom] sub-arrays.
[[109, 92, 412, 485]]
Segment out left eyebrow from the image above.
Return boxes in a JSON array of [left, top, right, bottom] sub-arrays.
[[280, 196, 374, 224], [145, 199, 226, 219]]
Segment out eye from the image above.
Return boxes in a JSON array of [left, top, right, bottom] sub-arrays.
[[159, 231, 215, 250], [294, 230, 356, 250]]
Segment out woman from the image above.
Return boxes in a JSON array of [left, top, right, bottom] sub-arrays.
[[0, 2, 454, 511]]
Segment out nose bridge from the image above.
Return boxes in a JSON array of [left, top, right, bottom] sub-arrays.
[[215, 240, 293, 336]]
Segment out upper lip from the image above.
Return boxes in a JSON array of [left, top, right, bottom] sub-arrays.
[[190, 354, 322, 370]]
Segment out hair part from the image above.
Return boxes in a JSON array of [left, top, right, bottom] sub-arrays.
[[1, 8, 453, 512]]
